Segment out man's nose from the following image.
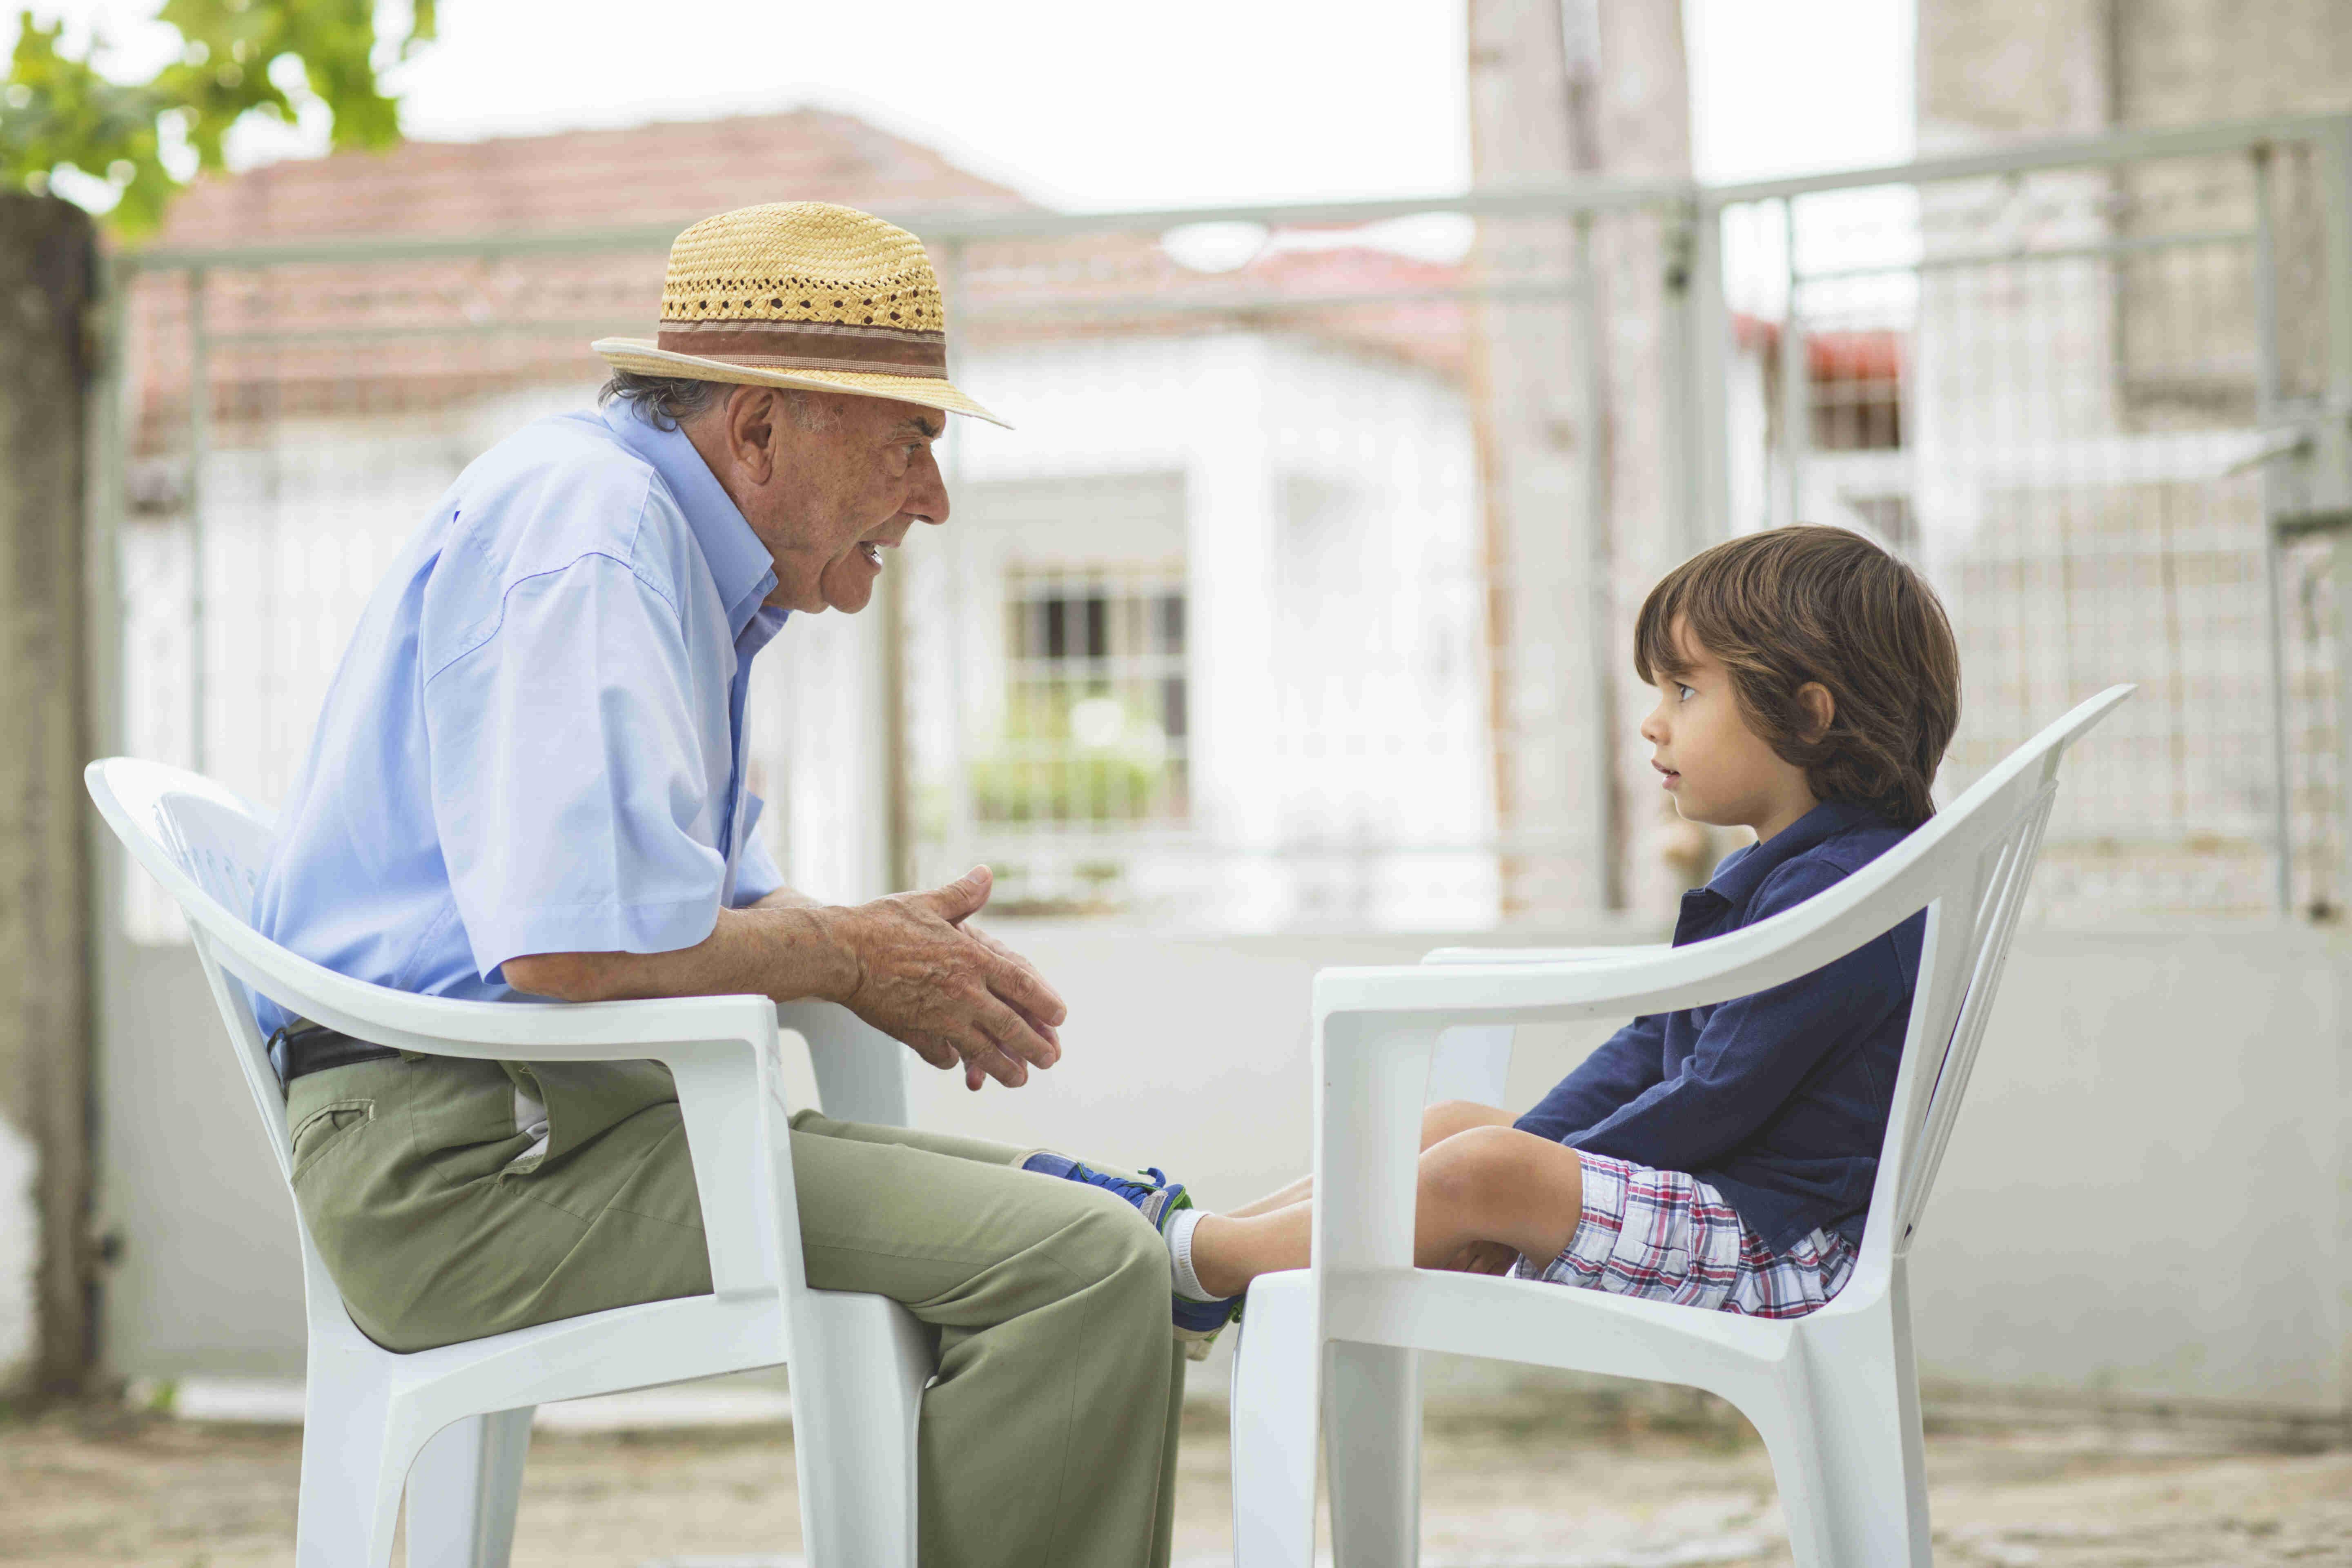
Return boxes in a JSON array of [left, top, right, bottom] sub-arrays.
[[909, 447, 950, 526]]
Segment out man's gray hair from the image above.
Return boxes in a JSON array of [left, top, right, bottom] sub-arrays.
[[598, 372, 720, 432], [599, 371, 842, 434]]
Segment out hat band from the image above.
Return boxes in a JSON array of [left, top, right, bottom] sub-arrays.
[[654, 317, 947, 378]]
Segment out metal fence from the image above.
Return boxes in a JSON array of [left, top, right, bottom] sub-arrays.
[[1721, 122, 2352, 922], [92, 113, 2352, 940]]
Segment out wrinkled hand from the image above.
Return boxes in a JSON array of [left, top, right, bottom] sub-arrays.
[[828, 866, 1066, 1090]]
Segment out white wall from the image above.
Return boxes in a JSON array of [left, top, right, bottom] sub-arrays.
[[1908, 925, 2349, 1410], [89, 919, 2351, 1417]]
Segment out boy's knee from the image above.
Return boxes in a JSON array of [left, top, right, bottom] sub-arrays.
[[1419, 1125, 1528, 1212]]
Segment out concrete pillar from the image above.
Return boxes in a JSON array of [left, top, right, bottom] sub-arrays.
[[0, 194, 98, 1394], [1466, 0, 1690, 921]]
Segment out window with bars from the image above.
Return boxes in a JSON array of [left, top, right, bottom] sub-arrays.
[[974, 565, 1189, 826]]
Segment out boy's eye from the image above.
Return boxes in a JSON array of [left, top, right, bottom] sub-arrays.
[[1676, 683, 1696, 702]]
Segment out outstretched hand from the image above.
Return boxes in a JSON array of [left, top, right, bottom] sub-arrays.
[[829, 866, 1066, 1091]]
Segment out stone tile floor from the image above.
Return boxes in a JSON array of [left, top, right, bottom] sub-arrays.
[[2, 1403, 2346, 1567]]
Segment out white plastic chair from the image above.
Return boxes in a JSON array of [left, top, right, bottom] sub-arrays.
[[1228, 685, 2134, 1568], [86, 757, 935, 1568]]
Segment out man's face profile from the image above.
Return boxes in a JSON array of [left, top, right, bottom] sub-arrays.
[[690, 385, 952, 615]]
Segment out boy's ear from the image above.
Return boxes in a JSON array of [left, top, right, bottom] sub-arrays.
[[1796, 682, 1835, 744]]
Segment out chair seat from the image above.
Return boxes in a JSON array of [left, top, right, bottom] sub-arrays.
[[326, 1291, 795, 1417], [1312, 1264, 1810, 1384]]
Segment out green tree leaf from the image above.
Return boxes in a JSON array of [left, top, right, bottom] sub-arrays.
[[0, 0, 434, 236]]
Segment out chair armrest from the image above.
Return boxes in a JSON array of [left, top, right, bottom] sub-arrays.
[[321, 992, 784, 1063], [193, 896, 780, 1060], [1417, 949, 1665, 1104], [1422, 944, 1670, 966], [1322, 826, 1971, 1027], [776, 1000, 911, 1127]]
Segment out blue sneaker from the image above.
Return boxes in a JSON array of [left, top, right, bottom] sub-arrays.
[[1019, 1152, 1240, 1349]]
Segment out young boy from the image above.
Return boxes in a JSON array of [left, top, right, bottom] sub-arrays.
[[1026, 523, 1962, 1342]]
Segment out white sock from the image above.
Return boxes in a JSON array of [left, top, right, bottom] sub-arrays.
[[1166, 1207, 1221, 1302]]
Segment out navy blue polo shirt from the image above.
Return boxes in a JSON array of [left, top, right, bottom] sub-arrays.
[[1515, 801, 1923, 1252]]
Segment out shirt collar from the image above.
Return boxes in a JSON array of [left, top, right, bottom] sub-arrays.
[[1704, 799, 1881, 910], [601, 398, 780, 640]]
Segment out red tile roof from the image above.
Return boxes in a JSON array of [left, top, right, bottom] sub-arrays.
[[152, 107, 1032, 245]]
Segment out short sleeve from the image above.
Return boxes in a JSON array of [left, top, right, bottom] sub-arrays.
[[425, 555, 728, 978], [730, 794, 785, 906]]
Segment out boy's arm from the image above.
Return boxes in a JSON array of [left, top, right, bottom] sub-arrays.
[[1562, 862, 1915, 1173], [1512, 1011, 1669, 1141]]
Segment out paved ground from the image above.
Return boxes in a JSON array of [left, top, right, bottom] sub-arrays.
[[2, 1402, 2348, 1567]]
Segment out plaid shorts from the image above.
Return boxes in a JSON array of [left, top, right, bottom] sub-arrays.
[[1509, 1149, 1858, 1319]]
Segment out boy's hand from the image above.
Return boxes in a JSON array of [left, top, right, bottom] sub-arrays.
[[1450, 1240, 1520, 1276]]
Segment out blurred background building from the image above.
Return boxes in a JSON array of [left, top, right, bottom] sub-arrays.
[[3, 0, 2350, 1447]]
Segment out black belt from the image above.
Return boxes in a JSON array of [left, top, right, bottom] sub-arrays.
[[269, 1020, 402, 1087]]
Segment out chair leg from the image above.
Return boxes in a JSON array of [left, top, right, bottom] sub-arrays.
[[1229, 1271, 1321, 1568], [1325, 1341, 1420, 1568], [789, 1290, 934, 1568], [294, 1375, 410, 1568], [1798, 1299, 1933, 1568], [1733, 1374, 1837, 1568], [403, 1408, 535, 1568]]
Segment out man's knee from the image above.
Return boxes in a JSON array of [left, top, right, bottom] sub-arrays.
[[1049, 1200, 1169, 1334], [1049, 1194, 1168, 1292]]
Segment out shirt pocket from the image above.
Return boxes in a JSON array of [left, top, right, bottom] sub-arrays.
[[290, 1098, 376, 1181]]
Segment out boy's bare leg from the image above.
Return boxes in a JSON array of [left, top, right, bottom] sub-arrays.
[[1223, 1176, 1314, 1220], [1221, 1100, 1518, 1221], [1188, 1125, 1582, 1300], [1422, 1099, 1519, 1144]]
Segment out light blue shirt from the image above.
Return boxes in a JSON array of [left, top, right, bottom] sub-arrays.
[[252, 399, 789, 1033]]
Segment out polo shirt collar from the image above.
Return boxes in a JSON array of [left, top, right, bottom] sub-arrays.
[[601, 398, 780, 639], [1705, 800, 1881, 910]]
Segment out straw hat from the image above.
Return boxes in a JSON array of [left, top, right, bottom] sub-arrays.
[[593, 202, 1007, 428]]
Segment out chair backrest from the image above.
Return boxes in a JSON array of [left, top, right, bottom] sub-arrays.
[[1849, 684, 2132, 1273], [85, 757, 301, 1181]]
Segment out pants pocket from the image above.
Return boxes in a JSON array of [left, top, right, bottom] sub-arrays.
[[290, 1098, 376, 1180]]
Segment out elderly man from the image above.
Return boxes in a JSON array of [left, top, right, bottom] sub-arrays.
[[250, 203, 1193, 1568]]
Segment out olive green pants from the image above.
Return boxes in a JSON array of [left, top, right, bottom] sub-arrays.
[[287, 1056, 1185, 1568]]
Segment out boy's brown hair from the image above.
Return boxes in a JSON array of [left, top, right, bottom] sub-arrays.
[[1634, 525, 1961, 829]]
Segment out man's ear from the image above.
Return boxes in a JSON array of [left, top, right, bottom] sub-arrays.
[[726, 387, 780, 484], [1796, 681, 1835, 744]]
